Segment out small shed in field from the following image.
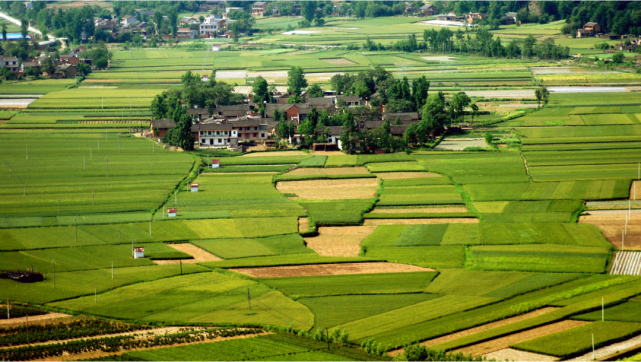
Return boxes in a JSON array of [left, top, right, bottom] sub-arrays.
[[133, 247, 145, 259], [191, 183, 199, 192], [168, 208, 177, 217], [212, 159, 220, 168]]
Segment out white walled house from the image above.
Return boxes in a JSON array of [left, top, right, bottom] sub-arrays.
[[198, 123, 237, 148]]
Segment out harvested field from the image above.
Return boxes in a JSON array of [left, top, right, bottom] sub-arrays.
[[371, 207, 469, 214], [154, 243, 221, 264], [322, 58, 356, 65], [422, 56, 457, 61], [435, 138, 488, 151], [453, 320, 590, 357], [298, 217, 310, 233], [364, 218, 479, 225], [241, 151, 308, 157], [286, 167, 370, 176], [276, 179, 379, 200], [465, 90, 535, 98], [579, 211, 641, 250], [484, 348, 559, 362], [388, 308, 558, 357], [376, 172, 442, 180], [230, 262, 433, 278], [631, 181, 641, 201], [305, 226, 378, 257], [568, 334, 641, 361], [0, 313, 70, 326]]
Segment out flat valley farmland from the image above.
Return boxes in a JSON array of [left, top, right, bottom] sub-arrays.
[[1, 2, 641, 361]]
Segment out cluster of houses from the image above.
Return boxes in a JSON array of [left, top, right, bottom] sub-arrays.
[[151, 92, 422, 151], [424, 10, 518, 25], [1, 46, 92, 78]]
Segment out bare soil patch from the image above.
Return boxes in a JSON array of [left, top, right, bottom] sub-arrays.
[[376, 172, 442, 180], [364, 218, 479, 225], [371, 207, 468, 214], [484, 348, 559, 362], [242, 151, 307, 157], [286, 167, 370, 176], [277, 179, 379, 200], [298, 217, 310, 233], [230, 262, 433, 278], [631, 181, 641, 201], [569, 334, 641, 361], [388, 308, 558, 357], [154, 243, 221, 264], [322, 58, 356, 65], [305, 226, 377, 257], [0, 313, 71, 326], [453, 320, 590, 357], [579, 211, 641, 250]]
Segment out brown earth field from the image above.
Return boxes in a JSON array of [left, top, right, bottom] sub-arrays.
[[241, 151, 308, 157], [484, 348, 559, 362], [276, 179, 379, 200], [285, 167, 370, 176], [305, 226, 378, 256], [364, 218, 479, 225], [452, 320, 590, 357], [229, 262, 435, 278], [298, 217, 310, 233], [579, 211, 641, 250], [0, 313, 71, 327], [154, 243, 222, 264], [322, 58, 356, 65]]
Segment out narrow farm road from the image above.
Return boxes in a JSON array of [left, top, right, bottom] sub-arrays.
[[0, 10, 56, 42]]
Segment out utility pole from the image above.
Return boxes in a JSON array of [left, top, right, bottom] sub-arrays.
[[149, 219, 152, 236], [592, 333, 595, 360], [111, 261, 114, 279], [26, 144, 28, 160], [602, 297, 604, 322], [52, 260, 56, 289], [247, 289, 251, 310], [6, 300, 9, 319], [180, 259, 183, 275]]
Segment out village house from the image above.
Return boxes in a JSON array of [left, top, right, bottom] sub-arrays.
[[466, 12, 487, 24], [69, 46, 86, 56], [230, 118, 269, 141], [436, 13, 463, 22], [19, 61, 40, 72], [252, 2, 268, 16], [577, 22, 600, 38], [187, 108, 211, 121], [59, 54, 80, 66], [0, 56, 19, 72], [213, 104, 251, 119], [206, 0, 226, 10], [420, 4, 438, 16], [196, 122, 237, 148], [336, 95, 365, 107], [95, 18, 115, 32], [150, 119, 176, 140], [505, 12, 517, 24], [200, 17, 225, 37], [179, 17, 199, 26], [135, 9, 155, 17], [121, 15, 139, 27], [177, 28, 198, 39]]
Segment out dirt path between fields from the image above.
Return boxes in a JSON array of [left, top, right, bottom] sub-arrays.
[[0, 313, 71, 327], [230, 262, 434, 278], [568, 333, 641, 361], [371, 207, 469, 214], [305, 226, 377, 257], [364, 218, 479, 225], [388, 307, 558, 357], [154, 243, 221, 264], [35, 330, 268, 361], [453, 320, 590, 357]]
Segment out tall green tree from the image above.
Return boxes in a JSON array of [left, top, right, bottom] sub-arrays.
[[252, 76, 269, 104], [307, 83, 324, 98], [287, 66, 308, 97]]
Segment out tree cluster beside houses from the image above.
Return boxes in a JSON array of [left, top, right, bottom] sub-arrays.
[[149, 66, 483, 154]]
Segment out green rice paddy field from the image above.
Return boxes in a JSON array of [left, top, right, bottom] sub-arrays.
[[1, 19, 641, 361]]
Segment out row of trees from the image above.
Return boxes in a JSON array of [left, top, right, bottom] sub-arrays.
[[385, 27, 569, 60]]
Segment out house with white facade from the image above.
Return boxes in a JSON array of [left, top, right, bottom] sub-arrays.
[[197, 122, 238, 148], [200, 17, 225, 37]]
